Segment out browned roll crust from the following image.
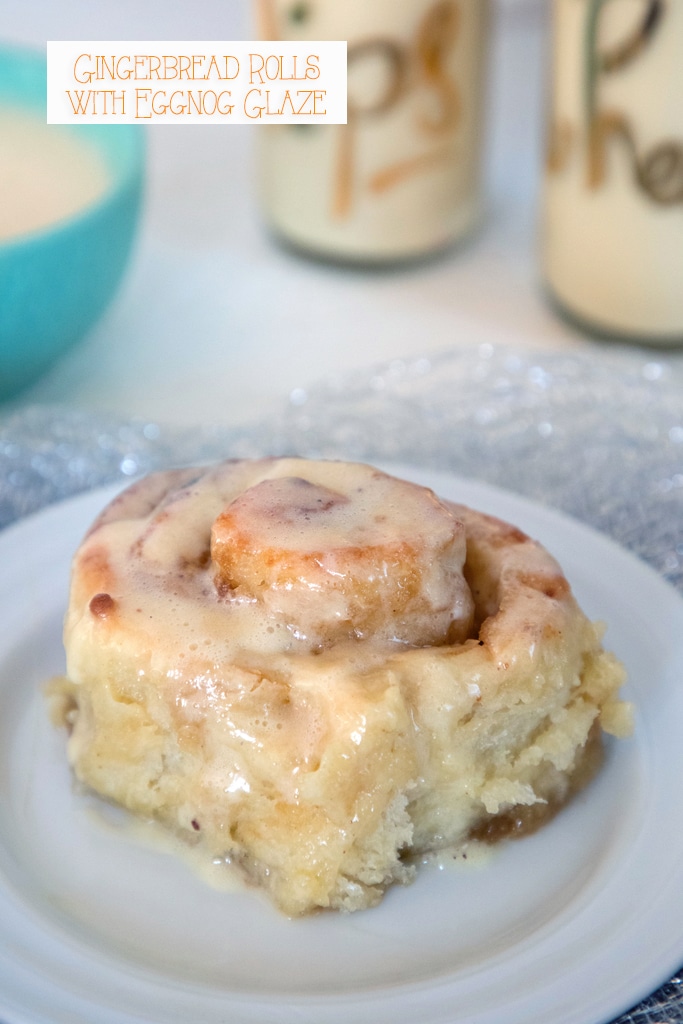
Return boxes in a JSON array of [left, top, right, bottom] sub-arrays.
[[52, 458, 631, 915]]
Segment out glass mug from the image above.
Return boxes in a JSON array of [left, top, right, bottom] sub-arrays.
[[254, 0, 490, 263], [541, 0, 683, 343]]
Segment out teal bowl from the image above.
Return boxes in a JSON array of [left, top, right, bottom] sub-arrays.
[[0, 43, 145, 399]]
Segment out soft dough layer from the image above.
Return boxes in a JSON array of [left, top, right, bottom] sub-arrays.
[[54, 458, 631, 915]]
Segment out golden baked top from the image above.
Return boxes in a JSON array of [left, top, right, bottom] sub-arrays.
[[68, 457, 591, 676], [59, 457, 631, 915], [68, 457, 479, 662]]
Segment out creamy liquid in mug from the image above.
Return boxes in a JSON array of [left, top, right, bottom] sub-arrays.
[[542, 0, 683, 339], [0, 106, 110, 242], [257, 0, 489, 262]]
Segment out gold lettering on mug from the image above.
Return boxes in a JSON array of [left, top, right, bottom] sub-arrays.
[[335, 0, 462, 217], [256, 0, 464, 217], [547, 0, 683, 205], [414, 0, 461, 135]]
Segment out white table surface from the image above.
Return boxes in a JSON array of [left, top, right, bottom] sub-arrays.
[[1, 0, 599, 430]]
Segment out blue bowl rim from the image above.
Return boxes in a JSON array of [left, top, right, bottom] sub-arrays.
[[0, 40, 145, 253]]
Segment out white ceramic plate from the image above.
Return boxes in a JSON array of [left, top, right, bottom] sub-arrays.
[[0, 469, 682, 1024]]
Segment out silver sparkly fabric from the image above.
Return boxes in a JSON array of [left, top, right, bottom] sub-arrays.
[[1, 342, 682, 1023]]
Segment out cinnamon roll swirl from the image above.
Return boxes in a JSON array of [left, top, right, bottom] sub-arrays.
[[52, 458, 631, 915]]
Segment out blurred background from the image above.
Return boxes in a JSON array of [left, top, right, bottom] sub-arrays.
[[2, 13, 683, 1020], [0, 0, 570, 429]]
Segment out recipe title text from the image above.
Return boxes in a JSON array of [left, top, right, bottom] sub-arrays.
[[47, 41, 347, 124]]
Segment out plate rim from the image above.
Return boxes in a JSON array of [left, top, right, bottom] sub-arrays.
[[0, 469, 682, 1024]]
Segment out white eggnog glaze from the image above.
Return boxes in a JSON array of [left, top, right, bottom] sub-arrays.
[[66, 459, 474, 688]]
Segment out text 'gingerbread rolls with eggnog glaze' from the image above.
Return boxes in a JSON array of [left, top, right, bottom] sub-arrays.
[[51, 458, 631, 915]]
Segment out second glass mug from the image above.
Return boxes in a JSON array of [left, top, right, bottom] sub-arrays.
[[255, 0, 490, 264]]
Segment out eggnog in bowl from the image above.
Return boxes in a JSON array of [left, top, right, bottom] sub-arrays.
[[0, 41, 144, 399], [0, 107, 110, 243]]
